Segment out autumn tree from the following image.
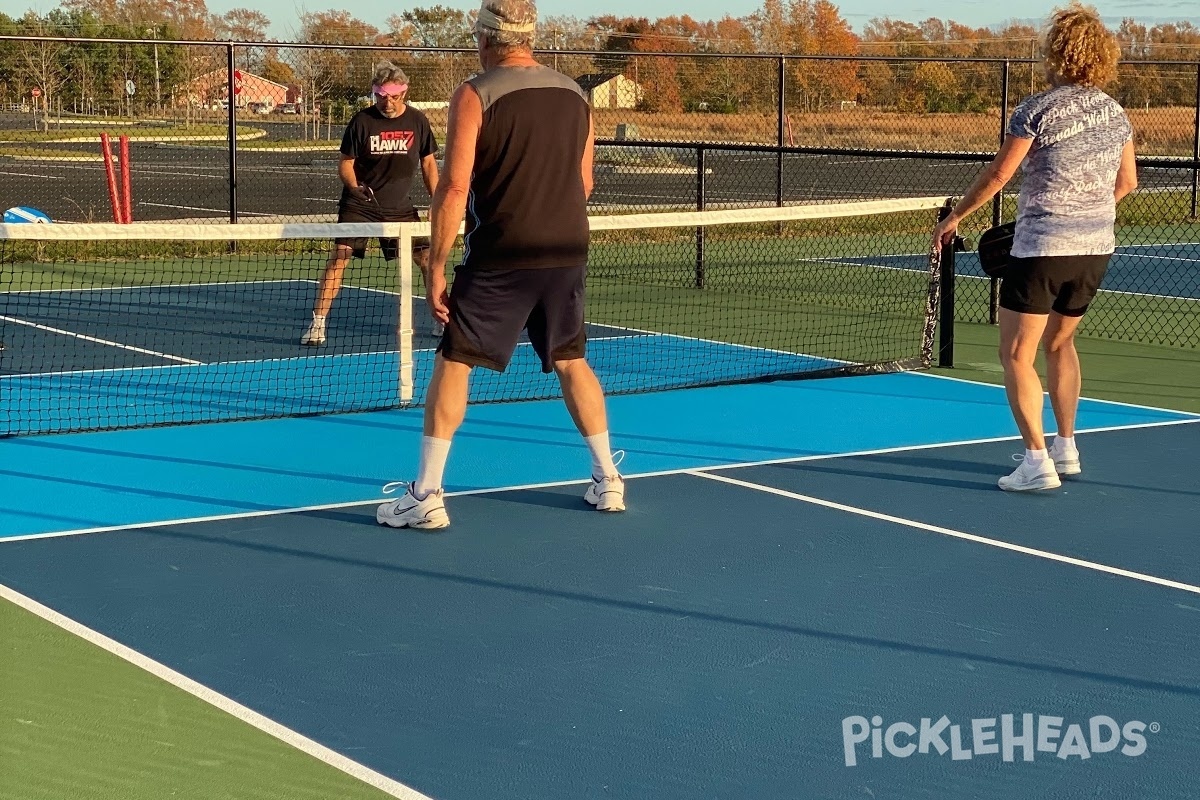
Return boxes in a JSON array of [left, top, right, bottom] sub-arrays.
[[214, 8, 270, 75], [289, 11, 380, 138], [385, 5, 473, 47], [384, 6, 476, 102]]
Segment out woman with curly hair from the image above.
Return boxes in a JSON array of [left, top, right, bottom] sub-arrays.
[[933, 3, 1138, 492]]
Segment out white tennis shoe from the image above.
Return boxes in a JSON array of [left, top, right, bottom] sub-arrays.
[[376, 482, 450, 529], [998, 455, 1061, 492], [300, 316, 326, 346], [585, 474, 626, 512], [1048, 439, 1081, 477], [584, 450, 626, 512]]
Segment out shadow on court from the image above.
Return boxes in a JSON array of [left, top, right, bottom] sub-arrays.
[[0, 418, 1197, 799]]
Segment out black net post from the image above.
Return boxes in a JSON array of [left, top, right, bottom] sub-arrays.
[[990, 60, 1011, 325], [695, 144, 706, 289], [1191, 62, 1199, 221], [938, 202, 958, 368], [226, 42, 238, 224], [776, 56, 786, 212]]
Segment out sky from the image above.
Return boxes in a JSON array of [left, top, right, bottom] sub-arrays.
[[4, 0, 1199, 39]]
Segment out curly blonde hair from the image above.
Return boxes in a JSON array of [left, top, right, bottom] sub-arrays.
[[1042, 4, 1120, 88]]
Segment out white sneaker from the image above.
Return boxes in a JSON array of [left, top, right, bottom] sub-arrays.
[[585, 474, 626, 512], [1048, 440, 1081, 477], [376, 482, 450, 529], [998, 455, 1062, 492], [300, 317, 326, 346]]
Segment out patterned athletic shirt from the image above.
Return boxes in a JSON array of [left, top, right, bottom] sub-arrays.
[[1007, 84, 1133, 258]]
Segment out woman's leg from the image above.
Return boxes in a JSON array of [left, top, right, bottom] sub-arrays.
[[1042, 311, 1086, 439], [998, 307, 1050, 450]]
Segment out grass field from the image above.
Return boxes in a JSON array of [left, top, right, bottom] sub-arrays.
[[412, 104, 1200, 156], [0, 125, 263, 143], [8, 100, 1193, 154]]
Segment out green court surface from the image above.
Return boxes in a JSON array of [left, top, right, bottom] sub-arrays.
[[932, 320, 1200, 414], [0, 598, 397, 800]]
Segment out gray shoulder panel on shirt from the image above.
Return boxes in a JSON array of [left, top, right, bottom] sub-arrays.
[[467, 65, 586, 112]]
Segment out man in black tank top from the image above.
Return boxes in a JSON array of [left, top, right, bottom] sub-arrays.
[[376, 0, 626, 530]]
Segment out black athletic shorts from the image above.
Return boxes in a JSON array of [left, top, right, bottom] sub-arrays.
[[438, 266, 587, 373], [1000, 253, 1112, 317], [335, 205, 430, 261]]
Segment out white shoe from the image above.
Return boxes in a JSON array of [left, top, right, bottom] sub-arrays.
[[998, 455, 1062, 492], [1048, 440, 1081, 477], [376, 482, 450, 529], [585, 474, 626, 512], [300, 317, 326, 346]]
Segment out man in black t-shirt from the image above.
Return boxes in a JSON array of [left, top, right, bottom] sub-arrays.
[[301, 63, 439, 346]]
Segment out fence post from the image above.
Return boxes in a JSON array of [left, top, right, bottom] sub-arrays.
[[938, 202, 957, 368], [990, 60, 1011, 325], [695, 144, 706, 289], [1191, 62, 1200, 221], [776, 56, 786, 211], [226, 42, 238, 224]]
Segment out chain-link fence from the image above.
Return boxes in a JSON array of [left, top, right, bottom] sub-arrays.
[[0, 34, 1196, 358]]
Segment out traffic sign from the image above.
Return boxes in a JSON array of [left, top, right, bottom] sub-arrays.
[[30, 88, 41, 98], [233, 69, 244, 95], [125, 79, 136, 96]]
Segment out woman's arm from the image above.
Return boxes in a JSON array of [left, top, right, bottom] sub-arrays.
[[932, 135, 1033, 252], [1114, 139, 1137, 203]]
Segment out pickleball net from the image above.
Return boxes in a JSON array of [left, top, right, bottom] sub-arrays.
[[0, 196, 949, 436]]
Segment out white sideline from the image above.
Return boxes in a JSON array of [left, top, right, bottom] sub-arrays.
[[0, 583, 435, 800], [689, 470, 1200, 597]]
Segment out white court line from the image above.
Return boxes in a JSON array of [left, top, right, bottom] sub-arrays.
[[0, 348, 401, 381], [0, 337, 636, 381], [0, 314, 200, 364], [688, 470, 1200, 597], [1113, 254, 1200, 265], [0, 170, 65, 180], [948, 271, 1200, 302], [138, 202, 277, 216], [130, 169, 225, 180], [303, 197, 339, 203], [914, 370, 1200, 419], [1, 278, 314, 295], [0, 584, 433, 800], [1118, 242, 1200, 250], [3, 418, 1194, 545]]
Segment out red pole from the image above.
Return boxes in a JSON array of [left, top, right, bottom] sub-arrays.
[[100, 133, 122, 224], [119, 135, 132, 223]]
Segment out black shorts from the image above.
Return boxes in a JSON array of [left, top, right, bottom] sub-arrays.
[[335, 205, 430, 261], [438, 266, 587, 373], [1000, 254, 1111, 317]]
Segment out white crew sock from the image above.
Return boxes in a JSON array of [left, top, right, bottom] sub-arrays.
[[1024, 448, 1049, 466], [1052, 435, 1076, 452], [413, 436, 452, 499], [585, 432, 617, 479]]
